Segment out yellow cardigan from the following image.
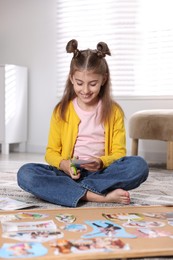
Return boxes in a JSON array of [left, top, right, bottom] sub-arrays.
[[45, 101, 126, 169]]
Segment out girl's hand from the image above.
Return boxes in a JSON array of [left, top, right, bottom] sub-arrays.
[[80, 157, 103, 172], [60, 159, 81, 179]]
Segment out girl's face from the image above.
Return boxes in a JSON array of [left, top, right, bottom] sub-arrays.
[[70, 70, 107, 109]]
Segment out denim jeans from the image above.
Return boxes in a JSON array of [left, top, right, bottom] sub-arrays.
[[17, 156, 149, 207]]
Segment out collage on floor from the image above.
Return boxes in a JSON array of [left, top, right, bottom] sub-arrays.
[[0, 206, 173, 259]]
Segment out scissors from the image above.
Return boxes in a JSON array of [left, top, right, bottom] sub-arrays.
[[69, 157, 77, 175]]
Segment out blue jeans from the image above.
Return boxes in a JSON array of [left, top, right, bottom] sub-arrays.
[[17, 156, 149, 207]]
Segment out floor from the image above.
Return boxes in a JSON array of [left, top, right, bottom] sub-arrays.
[[0, 152, 45, 172]]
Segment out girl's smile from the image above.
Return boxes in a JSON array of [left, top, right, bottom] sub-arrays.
[[70, 70, 106, 110]]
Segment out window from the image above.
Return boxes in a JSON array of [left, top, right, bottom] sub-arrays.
[[56, 0, 173, 97]]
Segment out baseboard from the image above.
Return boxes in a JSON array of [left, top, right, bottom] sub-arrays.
[[127, 149, 166, 165], [26, 144, 46, 154]]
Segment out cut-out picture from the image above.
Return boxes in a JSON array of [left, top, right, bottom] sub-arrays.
[[2, 220, 57, 233], [56, 213, 76, 223], [3, 230, 64, 243], [16, 212, 48, 220], [168, 220, 173, 226], [82, 220, 136, 239], [0, 197, 34, 210], [134, 228, 172, 238], [143, 212, 173, 220], [0, 214, 19, 223], [0, 242, 47, 258], [50, 239, 73, 254], [123, 221, 165, 228], [103, 213, 143, 221], [50, 237, 130, 254], [61, 224, 87, 232], [71, 237, 130, 253]]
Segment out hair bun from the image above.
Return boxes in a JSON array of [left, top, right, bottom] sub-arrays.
[[96, 42, 111, 57], [66, 39, 78, 53], [66, 39, 80, 57]]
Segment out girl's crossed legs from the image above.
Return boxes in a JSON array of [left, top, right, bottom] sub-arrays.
[[17, 156, 149, 207]]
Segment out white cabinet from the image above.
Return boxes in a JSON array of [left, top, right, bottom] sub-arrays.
[[0, 64, 28, 154]]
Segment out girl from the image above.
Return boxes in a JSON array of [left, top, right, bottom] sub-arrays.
[[17, 39, 149, 207]]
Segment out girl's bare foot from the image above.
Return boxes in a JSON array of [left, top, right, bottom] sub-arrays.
[[82, 188, 130, 204], [105, 189, 130, 204]]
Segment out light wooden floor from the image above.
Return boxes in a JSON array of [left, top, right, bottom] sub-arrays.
[[0, 153, 44, 172]]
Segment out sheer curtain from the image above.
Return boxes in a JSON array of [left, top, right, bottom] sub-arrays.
[[56, 0, 173, 98]]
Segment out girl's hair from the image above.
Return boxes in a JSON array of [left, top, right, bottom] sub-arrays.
[[56, 39, 123, 122]]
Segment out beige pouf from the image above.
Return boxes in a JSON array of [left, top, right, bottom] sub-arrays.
[[129, 109, 173, 170]]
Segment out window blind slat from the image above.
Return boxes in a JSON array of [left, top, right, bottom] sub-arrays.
[[56, 0, 173, 98]]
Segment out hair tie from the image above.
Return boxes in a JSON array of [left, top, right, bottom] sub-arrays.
[[73, 49, 80, 58], [97, 50, 105, 58]]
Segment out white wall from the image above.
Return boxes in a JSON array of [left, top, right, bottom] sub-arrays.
[[0, 0, 173, 164], [0, 0, 57, 153]]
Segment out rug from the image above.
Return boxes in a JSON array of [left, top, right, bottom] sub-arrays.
[[0, 167, 173, 209]]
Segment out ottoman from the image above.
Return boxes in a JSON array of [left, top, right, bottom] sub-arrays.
[[129, 109, 173, 170]]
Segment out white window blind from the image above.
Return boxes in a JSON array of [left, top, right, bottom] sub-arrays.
[[56, 0, 173, 98]]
